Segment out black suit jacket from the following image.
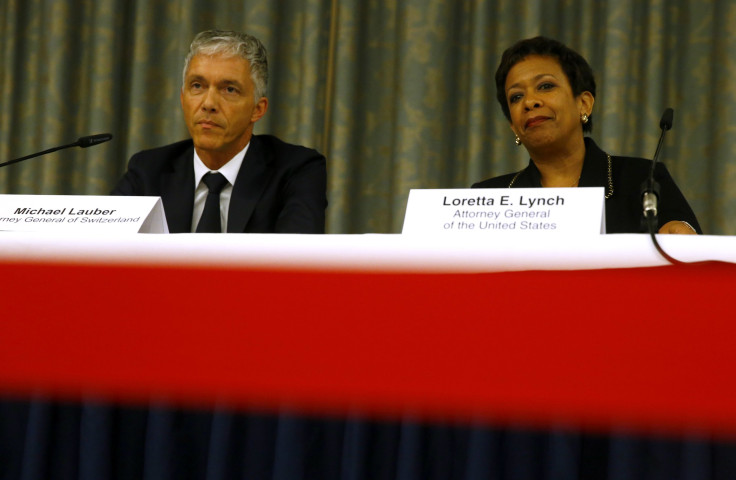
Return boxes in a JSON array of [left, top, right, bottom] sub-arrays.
[[472, 137, 701, 234], [112, 135, 327, 233]]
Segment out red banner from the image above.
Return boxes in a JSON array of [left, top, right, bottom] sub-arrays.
[[1, 259, 733, 436]]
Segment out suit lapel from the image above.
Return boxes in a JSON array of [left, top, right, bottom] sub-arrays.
[[161, 146, 195, 233], [227, 136, 272, 233], [513, 161, 541, 188], [578, 138, 608, 188]]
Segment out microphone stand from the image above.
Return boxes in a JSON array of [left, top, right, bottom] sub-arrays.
[[641, 108, 684, 265], [645, 207, 684, 265], [0, 134, 113, 168]]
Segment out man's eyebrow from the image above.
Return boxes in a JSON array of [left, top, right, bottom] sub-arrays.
[[183, 75, 244, 88], [185, 74, 206, 82], [218, 79, 244, 88]]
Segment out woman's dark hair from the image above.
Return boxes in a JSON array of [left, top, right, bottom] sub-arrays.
[[495, 36, 596, 132]]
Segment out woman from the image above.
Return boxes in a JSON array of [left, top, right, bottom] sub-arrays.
[[473, 36, 701, 234]]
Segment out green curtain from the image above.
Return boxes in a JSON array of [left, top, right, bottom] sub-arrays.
[[1, 0, 734, 234]]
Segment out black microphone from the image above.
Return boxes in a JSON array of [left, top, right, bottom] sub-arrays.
[[78, 133, 113, 148], [640, 108, 684, 265], [641, 108, 673, 221], [0, 133, 113, 168]]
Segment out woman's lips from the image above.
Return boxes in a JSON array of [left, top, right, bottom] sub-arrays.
[[525, 116, 548, 128]]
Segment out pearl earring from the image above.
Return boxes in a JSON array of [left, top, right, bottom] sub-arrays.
[[581, 113, 589, 124], [515, 135, 522, 146]]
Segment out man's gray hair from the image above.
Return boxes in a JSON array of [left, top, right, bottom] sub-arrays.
[[182, 30, 268, 100]]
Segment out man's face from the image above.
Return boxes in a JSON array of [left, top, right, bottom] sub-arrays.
[[180, 54, 267, 167]]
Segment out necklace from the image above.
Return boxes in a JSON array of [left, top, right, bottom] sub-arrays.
[[507, 154, 613, 199]]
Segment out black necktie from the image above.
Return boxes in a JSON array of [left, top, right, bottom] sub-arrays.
[[196, 172, 229, 233]]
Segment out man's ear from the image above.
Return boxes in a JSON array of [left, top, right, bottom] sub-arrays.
[[252, 97, 268, 123]]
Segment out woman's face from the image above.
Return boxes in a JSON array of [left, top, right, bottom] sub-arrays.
[[504, 55, 593, 152]]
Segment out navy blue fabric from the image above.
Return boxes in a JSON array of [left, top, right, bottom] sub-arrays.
[[1, 399, 735, 480]]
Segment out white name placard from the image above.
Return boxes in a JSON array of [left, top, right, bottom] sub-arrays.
[[402, 188, 605, 235], [0, 195, 168, 233]]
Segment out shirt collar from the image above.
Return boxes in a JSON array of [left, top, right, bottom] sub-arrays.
[[193, 142, 250, 186]]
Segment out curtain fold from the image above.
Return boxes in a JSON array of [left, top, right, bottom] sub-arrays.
[[2, 1, 736, 479], [2, 0, 733, 233]]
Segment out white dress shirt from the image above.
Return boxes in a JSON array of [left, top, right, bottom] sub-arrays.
[[190, 143, 250, 233]]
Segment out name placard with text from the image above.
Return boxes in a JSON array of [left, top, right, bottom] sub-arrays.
[[0, 195, 168, 233], [402, 188, 605, 235]]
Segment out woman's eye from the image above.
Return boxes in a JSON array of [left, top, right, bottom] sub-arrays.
[[509, 93, 522, 104], [539, 82, 555, 90]]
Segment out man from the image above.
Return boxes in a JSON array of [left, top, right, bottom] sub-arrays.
[[112, 30, 327, 233]]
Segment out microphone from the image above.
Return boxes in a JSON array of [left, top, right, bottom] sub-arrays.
[[641, 108, 673, 221], [0, 133, 113, 168], [640, 108, 684, 265], [78, 133, 113, 148]]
